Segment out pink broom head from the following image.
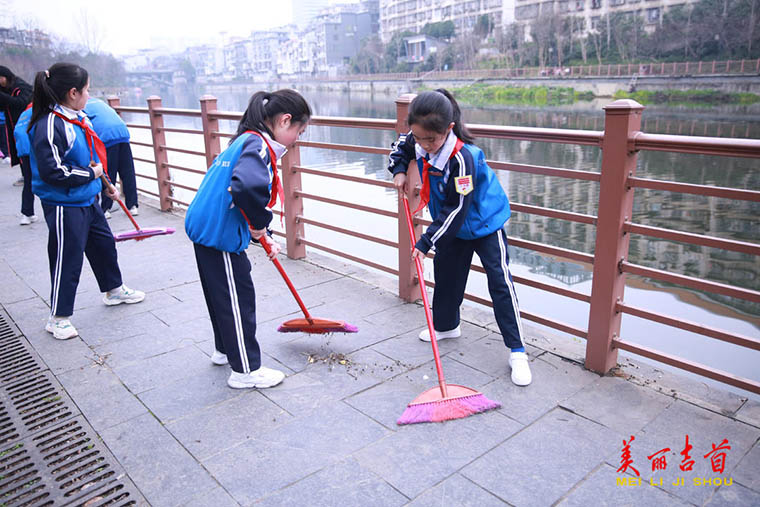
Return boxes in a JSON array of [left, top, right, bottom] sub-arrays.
[[277, 317, 358, 334], [397, 389, 501, 425], [113, 227, 176, 242]]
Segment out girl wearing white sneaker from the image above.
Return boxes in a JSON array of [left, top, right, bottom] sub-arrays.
[[28, 63, 145, 340], [388, 89, 532, 386], [185, 90, 311, 389]]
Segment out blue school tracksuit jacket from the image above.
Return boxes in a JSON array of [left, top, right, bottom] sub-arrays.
[[29, 106, 102, 206], [83, 98, 130, 148], [13, 107, 31, 157], [388, 130, 511, 254], [185, 132, 281, 253]]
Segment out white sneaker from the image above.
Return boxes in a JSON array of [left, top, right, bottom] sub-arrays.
[[210, 350, 228, 365], [45, 317, 78, 340], [418, 324, 461, 342], [103, 285, 145, 306], [19, 214, 38, 225], [227, 366, 285, 389], [129, 206, 139, 216], [509, 351, 532, 386], [104, 210, 112, 219]]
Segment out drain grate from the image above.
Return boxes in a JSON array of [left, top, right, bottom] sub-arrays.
[[0, 312, 44, 388], [0, 371, 79, 448], [0, 416, 145, 506]]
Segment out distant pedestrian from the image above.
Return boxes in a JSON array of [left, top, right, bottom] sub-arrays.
[[0, 66, 33, 185], [185, 89, 311, 389], [0, 111, 9, 161], [388, 88, 532, 386], [84, 98, 139, 219], [28, 62, 145, 340], [13, 104, 39, 224]]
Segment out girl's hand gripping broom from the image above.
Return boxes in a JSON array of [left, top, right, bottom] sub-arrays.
[[397, 195, 501, 425], [100, 174, 175, 242], [238, 209, 358, 334]]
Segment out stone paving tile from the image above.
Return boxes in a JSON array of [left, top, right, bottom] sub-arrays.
[[255, 457, 408, 506], [479, 351, 600, 426], [23, 327, 99, 375], [57, 363, 148, 432], [100, 412, 219, 507], [372, 322, 491, 369], [735, 399, 760, 429], [556, 464, 691, 507], [603, 399, 760, 506], [361, 302, 434, 338], [452, 332, 544, 378], [149, 298, 213, 327], [732, 440, 760, 491], [75, 309, 171, 347], [346, 356, 502, 429], [113, 344, 212, 394], [137, 362, 243, 423], [406, 473, 508, 506], [202, 402, 388, 505], [181, 486, 240, 507], [462, 408, 621, 507], [354, 410, 519, 499], [4, 295, 51, 333], [560, 375, 675, 436], [94, 331, 194, 369], [165, 390, 292, 461], [260, 347, 408, 416], [0, 260, 37, 304], [166, 316, 216, 344], [705, 481, 760, 506], [617, 359, 749, 416]]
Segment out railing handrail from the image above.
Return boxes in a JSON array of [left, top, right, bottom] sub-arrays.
[[113, 94, 760, 395]]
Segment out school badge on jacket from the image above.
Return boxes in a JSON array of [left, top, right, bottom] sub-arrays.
[[455, 175, 473, 195]]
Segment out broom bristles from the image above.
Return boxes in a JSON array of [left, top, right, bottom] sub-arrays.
[[396, 393, 501, 425], [277, 322, 359, 334]]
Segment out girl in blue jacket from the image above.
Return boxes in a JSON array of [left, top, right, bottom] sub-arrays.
[[185, 89, 310, 389], [28, 63, 145, 340], [388, 89, 532, 386]]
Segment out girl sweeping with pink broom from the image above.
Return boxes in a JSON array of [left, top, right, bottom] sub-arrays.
[[389, 89, 532, 389], [185, 90, 310, 389], [28, 63, 145, 340]]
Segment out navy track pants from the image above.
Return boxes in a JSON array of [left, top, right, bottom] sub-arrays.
[[42, 202, 122, 317], [432, 228, 524, 350], [194, 243, 262, 374]]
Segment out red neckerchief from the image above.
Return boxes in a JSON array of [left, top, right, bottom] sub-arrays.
[[244, 130, 283, 209], [414, 138, 464, 215], [52, 110, 109, 180]]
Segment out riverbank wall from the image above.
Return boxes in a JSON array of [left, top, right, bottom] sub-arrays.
[[206, 74, 760, 98]]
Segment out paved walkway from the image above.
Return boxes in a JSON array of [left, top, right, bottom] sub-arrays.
[[0, 164, 758, 506]]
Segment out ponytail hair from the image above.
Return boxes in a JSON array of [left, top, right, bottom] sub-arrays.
[[28, 62, 89, 131], [233, 89, 311, 142], [408, 88, 475, 144]]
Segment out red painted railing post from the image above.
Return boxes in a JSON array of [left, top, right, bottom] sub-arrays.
[[586, 99, 644, 374], [199, 95, 221, 169], [395, 93, 419, 302], [281, 143, 305, 259], [106, 96, 120, 109], [146, 96, 172, 211]]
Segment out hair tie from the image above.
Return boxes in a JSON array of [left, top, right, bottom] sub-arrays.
[[44, 70, 50, 79]]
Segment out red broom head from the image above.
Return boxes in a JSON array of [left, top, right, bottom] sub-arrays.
[[397, 393, 501, 425], [277, 318, 358, 334]]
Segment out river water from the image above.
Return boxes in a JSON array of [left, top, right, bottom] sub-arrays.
[[114, 84, 760, 400]]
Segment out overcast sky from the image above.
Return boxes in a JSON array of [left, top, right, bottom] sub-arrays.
[[2, 0, 301, 55]]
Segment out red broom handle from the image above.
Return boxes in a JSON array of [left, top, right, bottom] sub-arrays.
[[100, 174, 141, 231], [402, 196, 448, 398], [238, 209, 314, 323]]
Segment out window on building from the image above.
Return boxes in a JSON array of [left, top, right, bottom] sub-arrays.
[[575, 0, 584, 9], [610, 0, 625, 5], [646, 7, 660, 22], [591, 15, 601, 29], [515, 4, 539, 19], [591, 0, 601, 8]]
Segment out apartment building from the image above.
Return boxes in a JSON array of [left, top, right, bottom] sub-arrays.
[[379, 0, 504, 42]]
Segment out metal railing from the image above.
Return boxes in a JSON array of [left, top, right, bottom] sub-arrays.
[[107, 94, 760, 395]]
